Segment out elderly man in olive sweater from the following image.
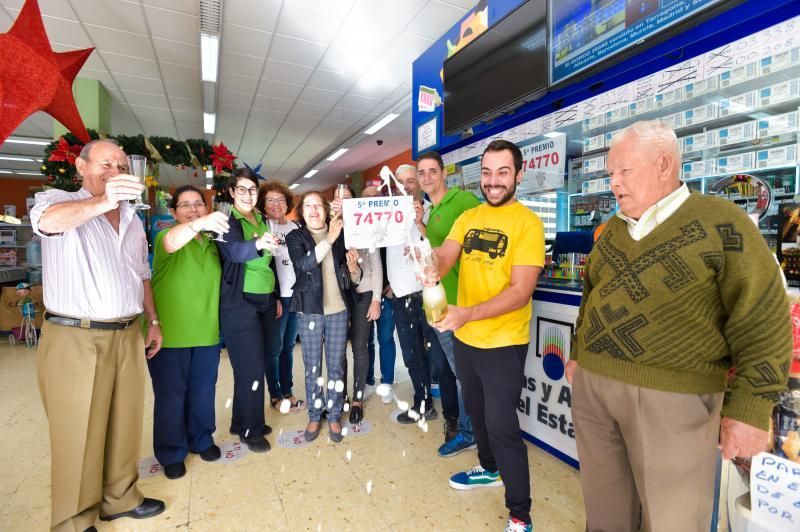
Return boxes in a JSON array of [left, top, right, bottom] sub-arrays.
[[565, 120, 792, 532]]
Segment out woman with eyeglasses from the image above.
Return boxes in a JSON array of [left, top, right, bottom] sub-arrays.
[[217, 167, 281, 453], [286, 191, 360, 442], [148, 185, 229, 479], [256, 181, 304, 414]]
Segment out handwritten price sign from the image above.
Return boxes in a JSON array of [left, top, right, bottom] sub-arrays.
[[519, 135, 567, 194], [342, 195, 415, 250]]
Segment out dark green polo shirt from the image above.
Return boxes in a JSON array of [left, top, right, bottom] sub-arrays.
[[232, 208, 275, 295]]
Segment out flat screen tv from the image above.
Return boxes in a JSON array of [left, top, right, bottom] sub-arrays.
[[550, 0, 728, 85], [443, 0, 548, 136]]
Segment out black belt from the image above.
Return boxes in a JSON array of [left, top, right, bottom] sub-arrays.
[[45, 312, 138, 330]]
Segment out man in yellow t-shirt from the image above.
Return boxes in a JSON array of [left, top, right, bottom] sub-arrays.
[[428, 139, 544, 532]]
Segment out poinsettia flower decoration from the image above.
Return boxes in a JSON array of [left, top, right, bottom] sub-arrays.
[[210, 142, 236, 174], [48, 136, 82, 165]]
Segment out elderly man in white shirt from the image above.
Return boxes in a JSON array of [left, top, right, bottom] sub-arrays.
[[31, 139, 165, 531]]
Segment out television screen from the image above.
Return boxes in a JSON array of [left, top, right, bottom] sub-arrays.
[[550, 0, 724, 85], [443, 0, 548, 136]]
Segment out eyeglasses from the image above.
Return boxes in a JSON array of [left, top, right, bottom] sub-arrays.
[[176, 201, 206, 210], [234, 186, 258, 196], [265, 198, 287, 205]]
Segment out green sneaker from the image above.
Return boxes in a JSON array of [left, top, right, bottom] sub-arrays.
[[448, 465, 502, 490]]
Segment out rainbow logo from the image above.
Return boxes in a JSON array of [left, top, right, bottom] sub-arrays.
[[541, 326, 566, 381]]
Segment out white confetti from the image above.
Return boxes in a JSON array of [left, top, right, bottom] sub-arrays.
[[409, 410, 420, 421], [402, 449, 406, 457], [327, 399, 333, 409], [279, 428, 284, 435], [308, 321, 315, 330], [396, 399, 409, 411], [251, 380, 259, 391], [342, 427, 349, 436], [357, 257, 363, 264], [376, 383, 392, 397], [312, 365, 317, 373], [334, 380, 345, 393], [356, 391, 363, 399], [244, 429, 250, 437], [410, 323, 413, 329], [345, 450, 352, 461], [426, 342, 431, 349], [343, 402, 350, 412], [281, 464, 286, 472], [366, 480, 373, 494], [420, 400, 426, 413], [316, 377, 325, 387], [314, 398, 323, 409], [307, 251, 311, 256], [421, 422, 429, 433], [327, 380, 335, 390], [417, 418, 425, 428], [317, 523, 322, 532], [405, 299, 410, 308], [225, 398, 232, 409], [368, 247, 376, 254], [279, 399, 291, 414], [316, 449, 321, 458]]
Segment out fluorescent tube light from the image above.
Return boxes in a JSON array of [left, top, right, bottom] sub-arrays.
[[327, 148, 348, 162], [201, 33, 220, 83], [289, 184, 300, 190], [4, 137, 51, 146], [204, 113, 216, 134], [0, 156, 34, 162], [364, 113, 400, 135], [303, 169, 318, 178]]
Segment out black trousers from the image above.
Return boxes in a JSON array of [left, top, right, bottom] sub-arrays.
[[219, 292, 280, 437], [349, 291, 374, 400], [392, 292, 433, 410], [454, 336, 531, 523]]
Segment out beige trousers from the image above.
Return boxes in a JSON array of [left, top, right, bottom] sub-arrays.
[[572, 367, 723, 532], [37, 320, 145, 532]]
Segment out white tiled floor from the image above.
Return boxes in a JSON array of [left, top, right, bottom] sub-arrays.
[[0, 339, 585, 531]]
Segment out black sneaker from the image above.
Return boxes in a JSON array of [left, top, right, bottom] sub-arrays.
[[443, 417, 458, 442], [199, 444, 221, 462], [241, 434, 270, 453], [163, 462, 186, 479], [397, 405, 439, 424], [424, 404, 439, 421]]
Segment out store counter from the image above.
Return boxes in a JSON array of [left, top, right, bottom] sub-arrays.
[[519, 278, 583, 469]]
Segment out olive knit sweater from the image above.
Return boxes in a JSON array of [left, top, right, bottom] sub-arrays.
[[572, 192, 792, 429]]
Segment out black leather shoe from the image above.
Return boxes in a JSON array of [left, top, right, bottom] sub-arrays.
[[241, 434, 270, 453], [163, 462, 186, 479], [85, 527, 97, 532], [99, 498, 165, 521], [304, 421, 322, 442], [349, 404, 363, 425], [199, 444, 221, 462], [230, 425, 272, 437]]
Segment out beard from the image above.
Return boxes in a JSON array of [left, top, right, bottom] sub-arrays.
[[481, 181, 517, 206]]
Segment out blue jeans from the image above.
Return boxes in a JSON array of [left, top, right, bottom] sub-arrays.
[[367, 296, 396, 385], [434, 328, 474, 443], [147, 344, 220, 465], [266, 296, 297, 399]]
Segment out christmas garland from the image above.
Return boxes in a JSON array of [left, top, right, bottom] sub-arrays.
[[42, 134, 239, 192]]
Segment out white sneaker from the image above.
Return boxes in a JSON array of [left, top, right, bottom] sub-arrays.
[[380, 384, 394, 404], [363, 384, 375, 399]]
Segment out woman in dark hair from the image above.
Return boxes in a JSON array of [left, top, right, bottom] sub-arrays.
[[148, 185, 230, 478], [286, 191, 360, 442], [216, 167, 282, 452], [256, 181, 304, 414]]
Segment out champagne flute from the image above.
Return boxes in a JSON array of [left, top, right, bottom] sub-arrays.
[[126, 155, 150, 211], [213, 202, 232, 242]]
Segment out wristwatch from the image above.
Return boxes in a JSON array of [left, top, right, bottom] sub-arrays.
[[148, 319, 160, 326]]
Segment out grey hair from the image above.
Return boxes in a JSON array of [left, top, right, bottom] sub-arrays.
[[395, 164, 416, 177], [78, 138, 120, 161], [610, 120, 682, 169]]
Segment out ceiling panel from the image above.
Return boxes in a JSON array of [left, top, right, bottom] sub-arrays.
[[168, 97, 201, 113], [221, 23, 272, 56], [142, 5, 197, 44], [256, 80, 304, 101], [143, 0, 197, 16], [338, 93, 381, 113], [101, 52, 160, 79], [121, 90, 169, 108], [261, 59, 313, 86], [291, 101, 334, 120], [407, 0, 468, 41], [276, 2, 345, 44], [249, 108, 288, 123], [269, 34, 327, 67], [253, 94, 295, 113], [298, 86, 343, 107], [223, 0, 282, 33], [382, 32, 434, 64], [306, 68, 358, 93], [73, 0, 148, 35], [153, 38, 199, 67], [2, 0, 77, 21], [158, 61, 200, 84], [84, 25, 154, 59], [218, 73, 259, 94], [349, 0, 427, 31], [164, 81, 202, 101], [220, 50, 265, 78]]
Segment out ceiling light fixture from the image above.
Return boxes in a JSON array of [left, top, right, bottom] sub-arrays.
[[4, 137, 51, 146], [0, 156, 34, 162], [289, 184, 300, 190], [16, 171, 44, 176], [364, 113, 400, 135], [543, 132, 563, 138], [204, 113, 216, 134], [327, 148, 348, 162], [201, 33, 220, 83], [303, 169, 318, 178]]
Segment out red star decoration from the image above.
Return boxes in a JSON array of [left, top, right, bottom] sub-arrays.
[[0, 0, 94, 143]]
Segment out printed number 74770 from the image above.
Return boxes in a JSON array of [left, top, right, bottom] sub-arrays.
[[353, 211, 404, 225]]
